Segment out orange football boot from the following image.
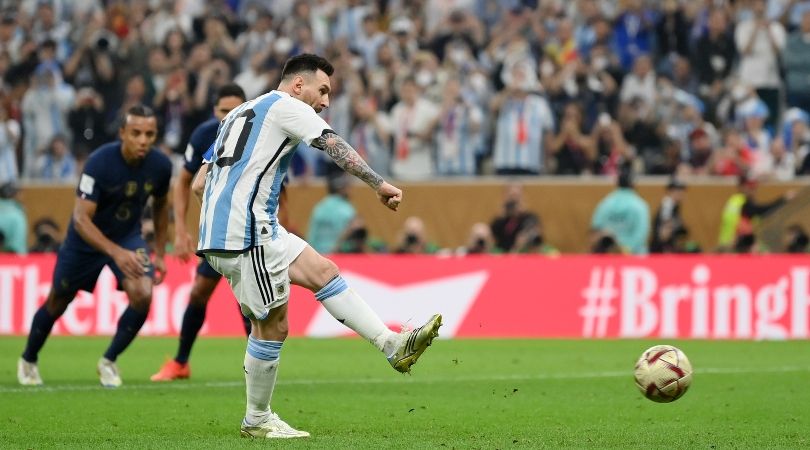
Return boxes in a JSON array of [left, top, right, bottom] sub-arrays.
[[150, 359, 191, 381]]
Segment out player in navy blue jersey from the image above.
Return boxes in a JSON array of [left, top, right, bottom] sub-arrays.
[[150, 84, 249, 382], [17, 105, 173, 388]]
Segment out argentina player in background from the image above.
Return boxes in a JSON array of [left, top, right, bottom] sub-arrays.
[[195, 54, 442, 439], [18, 105, 172, 388], [150, 84, 252, 382]]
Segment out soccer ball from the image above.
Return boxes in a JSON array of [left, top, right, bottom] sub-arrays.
[[634, 344, 693, 403]]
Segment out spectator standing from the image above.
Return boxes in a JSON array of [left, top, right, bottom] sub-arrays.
[[735, 0, 786, 129], [389, 77, 440, 180], [548, 102, 595, 175], [490, 62, 555, 175], [692, 7, 736, 123], [21, 62, 74, 177], [619, 54, 657, 117], [350, 95, 391, 178], [783, 9, 810, 111], [434, 78, 483, 176], [613, 0, 655, 71], [67, 86, 107, 160], [0, 100, 20, 185]]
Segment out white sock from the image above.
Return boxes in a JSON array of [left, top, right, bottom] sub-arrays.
[[243, 338, 282, 426], [320, 288, 395, 352]]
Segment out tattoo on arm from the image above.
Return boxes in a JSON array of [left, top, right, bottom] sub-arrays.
[[313, 132, 383, 189]]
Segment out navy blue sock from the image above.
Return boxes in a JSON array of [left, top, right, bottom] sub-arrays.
[[22, 306, 58, 363], [103, 307, 148, 362], [174, 303, 206, 364]]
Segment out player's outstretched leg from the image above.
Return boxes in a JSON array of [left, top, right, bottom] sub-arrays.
[[386, 314, 443, 373], [100, 278, 152, 387], [294, 246, 442, 373], [239, 305, 309, 439], [315, 276, 443, 373], [18, 291, 74, 386], [151, 274, 219, 382]]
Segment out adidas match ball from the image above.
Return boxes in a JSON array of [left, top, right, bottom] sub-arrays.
[[634, 345, 692, 403]]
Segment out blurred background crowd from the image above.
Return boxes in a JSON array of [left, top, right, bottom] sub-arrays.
[[3, 0, 810, 182], [0, 0, 808, 256]]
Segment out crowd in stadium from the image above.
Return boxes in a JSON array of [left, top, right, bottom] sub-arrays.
[[2, 0, 810, 182], [0, 0, 809, 255]]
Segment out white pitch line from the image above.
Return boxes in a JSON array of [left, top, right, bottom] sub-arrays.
[[2, 366, 808, 395]]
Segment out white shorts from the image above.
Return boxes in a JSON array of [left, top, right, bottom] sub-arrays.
[[205, 225, 307, 320]]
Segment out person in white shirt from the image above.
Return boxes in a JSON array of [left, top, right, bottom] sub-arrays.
[[389, 77, 441, 179], [735, 0, 786, 129], [752, 136, 796, 180]]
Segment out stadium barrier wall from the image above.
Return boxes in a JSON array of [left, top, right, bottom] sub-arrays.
[[1, 254, 809, 339], [18, 180, 808, 253]]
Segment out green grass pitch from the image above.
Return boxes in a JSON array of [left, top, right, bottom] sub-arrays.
[[1, 337, 809, 449]]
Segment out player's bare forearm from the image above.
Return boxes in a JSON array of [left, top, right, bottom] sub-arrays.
[[314, 132, 383, 190], [153, 194, 170, 258], [73, 198, 123, 257]]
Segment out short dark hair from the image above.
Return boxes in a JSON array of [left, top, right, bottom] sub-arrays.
[[217, 83, 247, 102], [120, 104, 156, 127], [281, 54, 334, 81]]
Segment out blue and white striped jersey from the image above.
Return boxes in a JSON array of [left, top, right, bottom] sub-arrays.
[[493, 94, 555, 173], [198, 90, 331, 253]]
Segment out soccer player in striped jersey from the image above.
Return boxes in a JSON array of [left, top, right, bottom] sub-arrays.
[[197, 54, 442, 439], [150, 84, 250, 382]]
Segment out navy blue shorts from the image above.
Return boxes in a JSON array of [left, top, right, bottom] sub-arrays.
[[196, 258, 222, 280], [52, 234, 154, 295]]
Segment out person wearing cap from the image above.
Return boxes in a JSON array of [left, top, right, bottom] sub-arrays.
[[681, 127, 715, 175], [737, 97, 772, 153], [389, 16, 418, 62], [0, 183, 27, 254]]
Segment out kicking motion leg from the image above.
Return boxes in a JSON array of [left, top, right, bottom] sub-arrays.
[[290, 246, 442, 373]]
